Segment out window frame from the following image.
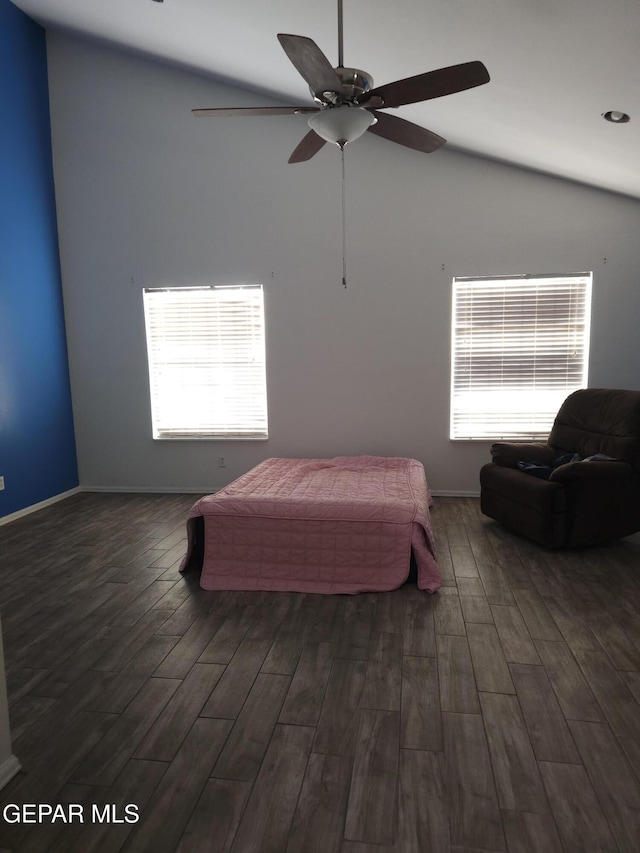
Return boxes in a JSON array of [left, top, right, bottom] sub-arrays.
[[450, 271, 593, 442], [142, 283, 269, 441]]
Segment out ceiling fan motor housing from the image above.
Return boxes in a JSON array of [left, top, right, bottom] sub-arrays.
[[311, 67, 374, 104]]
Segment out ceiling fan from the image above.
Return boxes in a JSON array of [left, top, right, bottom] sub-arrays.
[[192, 0, 490, 163]]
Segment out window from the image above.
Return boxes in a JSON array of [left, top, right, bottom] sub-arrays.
[[143, 285, 268, 439], [450, 272, 592, 440]]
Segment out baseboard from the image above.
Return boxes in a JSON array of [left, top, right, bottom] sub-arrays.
[[80, 485, 219, 494], [0, 487, 82, 527], [431, 490, 481, 498], [0, 755, 21, 790], [84, 485, 479, 497]]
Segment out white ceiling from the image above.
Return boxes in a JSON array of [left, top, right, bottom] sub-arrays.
[[12, 0, 640, 199]]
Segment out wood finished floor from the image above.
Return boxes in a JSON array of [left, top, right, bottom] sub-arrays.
[[0, 493, 639, 852]]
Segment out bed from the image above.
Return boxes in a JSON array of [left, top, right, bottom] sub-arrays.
[[180, 455, 441, 594]]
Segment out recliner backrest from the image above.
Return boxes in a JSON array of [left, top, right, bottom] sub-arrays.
[[549, 388, 640, 472]]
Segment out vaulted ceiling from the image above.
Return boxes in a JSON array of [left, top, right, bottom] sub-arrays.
[[12, 0, 640, 198]]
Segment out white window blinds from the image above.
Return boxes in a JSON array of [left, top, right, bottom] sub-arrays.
[[143, 285, 268, 439], [451, 273, 592, 440]]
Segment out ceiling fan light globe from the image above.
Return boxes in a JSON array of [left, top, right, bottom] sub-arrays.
[[308, 105, 375, 146]]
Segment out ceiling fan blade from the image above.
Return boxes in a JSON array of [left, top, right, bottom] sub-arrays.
[[288, 130, 327, 163], [277, 34, 347, 98], [362, 61, 490, 108], [192, 106, 318, 117], [368, 111, 446, 153]]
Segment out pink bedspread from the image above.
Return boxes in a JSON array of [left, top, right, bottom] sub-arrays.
[[181, 456, 441, 594]]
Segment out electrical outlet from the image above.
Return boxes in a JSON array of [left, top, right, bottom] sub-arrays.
[[0, 476, 4, 490], [218, 456, 226, 468]]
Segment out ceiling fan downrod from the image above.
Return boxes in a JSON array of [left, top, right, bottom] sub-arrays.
[[337, 0, 344, 68]]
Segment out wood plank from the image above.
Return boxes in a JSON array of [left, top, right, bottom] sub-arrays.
[[286, 753, 352, 853], [123, 717, 234, 853], [361, 631, 402, 711], [8, 694, 56, 742], [490, 605, 540, 665], [261, 595, 307, 675], [450, 545, 479, 578], [154, 597, 206, 637], [534, 639, 605, 722], [176, 779, 252, 853], [373, 590, 406, 634], [300, 595, 340, 643], [401, 655, 442, 751], [443, 712, 505, 851], [334, 596, 375, 660], [8, 780, 97, 853], [431, 522, 456, 587], [543, 596, 600, 652], [402, 590, 437, 656], [466, 623, 515, 694], [501, 810, 563, 853], [344, 709, 399, 846], [0, 711, 117, 850], [479, 691, 547, 813], [229, 724, 315, 853], [5, 667, 49, 707], [199, 637, 271, 719], [32, 623, 130, 697], [538, 761, 618, 852], [245, 594, 294, 644], [511, 588, 563, 642], [149, 540, 188, 569], [54, 758, 169, 853], [134, 662, 225, 761], [510, 663, 580, 763], [573, 648, 640, 738], [195, 604, 256, 665], [92, 608, 174, 671], [581, 603, 640, 671], [313, 658, 367, 757], [278, 641, 335, 727], [152, 613, 225, 679], [432, 587, 466, 636], [71, 677, 180, 786], [108, 579, 177, 627], [457, 577, 494, 625], [397, 749, 449, 853], [12, 670, 114, 772], [623, 669, 640, 703], [569, 719, 640, 852], [468, 534, 515, 606], [482, 524, 532, 587], [446, 521, 469, 546], [88, 634, 180, 714], [618, 736, 640, 784], [437, 634, 480, 714], [213, 673, 291, 782]]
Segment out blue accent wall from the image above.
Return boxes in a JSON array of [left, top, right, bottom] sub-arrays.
[[0, 0, 78, 517]]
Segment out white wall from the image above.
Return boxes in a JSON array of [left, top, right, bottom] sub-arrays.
[[47, 33, 640, 496]]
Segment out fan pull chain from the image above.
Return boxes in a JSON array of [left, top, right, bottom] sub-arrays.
[[341, 145, 347, 289]]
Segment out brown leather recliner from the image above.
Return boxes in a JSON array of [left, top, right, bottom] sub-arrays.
[[479, 388, 640, 548]]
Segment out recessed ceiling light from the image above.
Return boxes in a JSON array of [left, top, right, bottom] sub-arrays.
[[602, 110, 630, 123]]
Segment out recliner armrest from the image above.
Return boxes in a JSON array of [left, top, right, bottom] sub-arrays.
[[490, 442, 557, 468], [549, 459, 634, 484]]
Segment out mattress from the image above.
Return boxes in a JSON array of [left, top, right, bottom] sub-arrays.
[[180, 455, 441, 594]]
